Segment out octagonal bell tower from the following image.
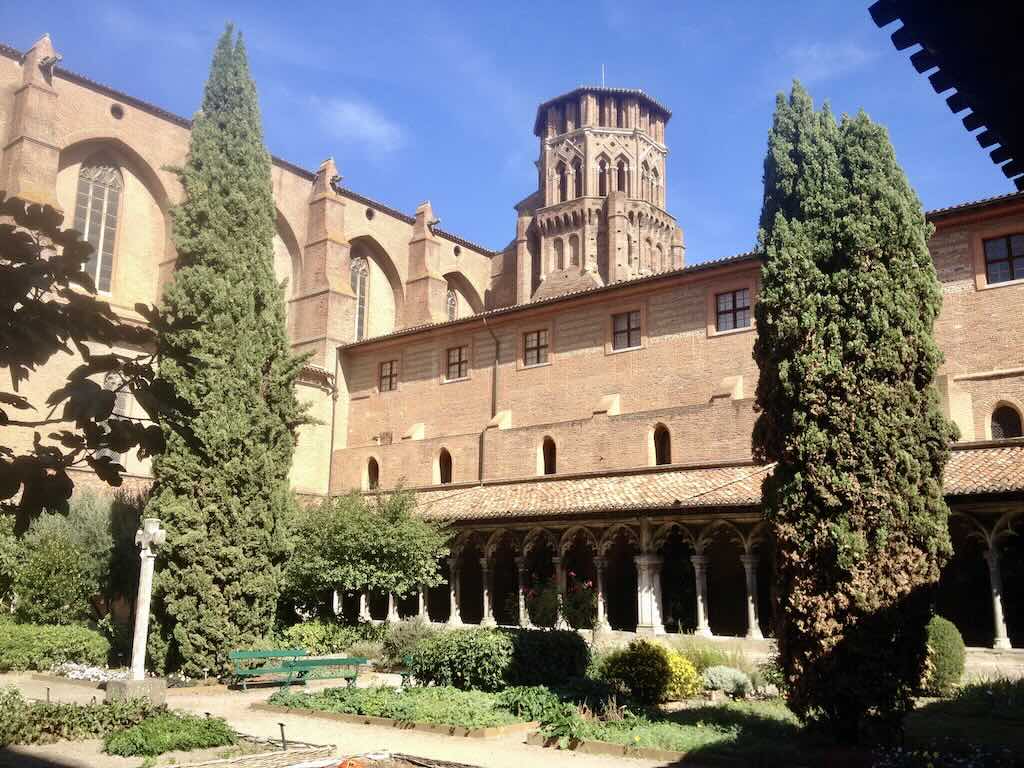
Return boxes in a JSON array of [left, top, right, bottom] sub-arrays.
[[514, 87, 685, 302]]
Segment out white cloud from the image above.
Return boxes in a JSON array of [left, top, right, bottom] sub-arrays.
[[785, 41, 877, 83], [314, 97, 405, 154]]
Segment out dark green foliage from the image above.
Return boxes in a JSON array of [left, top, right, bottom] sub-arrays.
[[381, 617, 438, 667], [283, 492, 449, 617], [103, 712, 235, 757], [147, 26, 304, 677], [0, 623, 109, 671], [0, 686, 157, 746], [496, 685, 563, 721], [280, 619, 383, 657], [923, 616, 965, 696], [0, 516, 16, 610], [269, 685, 521, 729], [752, 82, 955, 741], [409, 628, 513, 691], [505, 628, 590, 686], [599, 639, 672, 705], [0, 195, 192, 531]]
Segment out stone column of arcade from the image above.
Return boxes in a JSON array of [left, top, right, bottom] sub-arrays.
[[691, 554, 713, 638], [480, 557, 497, 626], [741, 554, 764, 640], [634, 553, 665, 635], [417, 586, 427, 620], [386, 593, 400, 623], [515, 556, 533, 628], [447, 557, 463, 626], [106, 518, 167, 704], [594, 557, 611, 631], [358, 591, 371, 622], [985, 547, 1013, 650]]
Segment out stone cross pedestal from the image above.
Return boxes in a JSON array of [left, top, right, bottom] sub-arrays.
[[106, 518, 167, 705]]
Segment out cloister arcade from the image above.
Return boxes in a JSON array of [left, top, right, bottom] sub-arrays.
[[345, 503, 1023, 650]]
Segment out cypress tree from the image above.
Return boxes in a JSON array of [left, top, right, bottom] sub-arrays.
[[753, 83, 955, 742], [147, 26, 304, 676]]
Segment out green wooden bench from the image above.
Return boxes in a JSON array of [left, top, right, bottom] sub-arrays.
[[287, 656, 368, 688], [229, 649, 307, 691]]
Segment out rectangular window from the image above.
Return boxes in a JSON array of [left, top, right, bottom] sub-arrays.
[[446, 346, 468, 381], [379, 360, 398, 392], [523, 330, 549, 366], [984, 234, 1024, 284], [716, 289, 751, 332], [612, 310, 642, 350]]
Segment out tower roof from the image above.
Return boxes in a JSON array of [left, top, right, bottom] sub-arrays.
[[533, 86, 672, 136]]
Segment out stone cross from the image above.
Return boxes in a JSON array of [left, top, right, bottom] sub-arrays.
[[130, 518, 166, 681]]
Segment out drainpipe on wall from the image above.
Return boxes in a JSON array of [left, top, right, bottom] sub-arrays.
[[480, 317, 500, 483]]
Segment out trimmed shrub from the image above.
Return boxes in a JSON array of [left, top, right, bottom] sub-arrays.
[[600, 639, 672, 705], [703, 665, 752, 698], [0, 686, 158, 746], [666, 651, 703, 700], [410, 629, 513, 691], [104, 712, 235, 757], [0, 623, 109, 671], [922, 615, 966, 696], [506, 628, 590, 686], [382, 617, 438, 667], [282, 620, 360, 656]]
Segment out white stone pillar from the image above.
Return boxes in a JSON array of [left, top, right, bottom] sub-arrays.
[[130, 519, 165, 681], [447, 557, 463, 626], [741, 554, 764, 640], [691, 554, 713, 637], [634, 553, 665, 635], [386, 592, 400, 623], [985, 548, 1012, 650], [480, 557, 497, 626], [515, 557, 533, 628], [553, 555, 568, 629], [417, 586, 427, 620], [594, 556, 611, 631], [358, 591, 371, 622]]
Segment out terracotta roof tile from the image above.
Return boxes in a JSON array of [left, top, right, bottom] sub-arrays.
[[407, 442, 1024, 523]]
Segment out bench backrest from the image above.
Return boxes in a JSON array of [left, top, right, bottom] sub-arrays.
[[290, 656, 368, 668], [230, 648, 307, 662]]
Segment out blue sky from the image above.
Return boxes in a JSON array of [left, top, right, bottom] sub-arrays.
[[5, 1, 1012, 262]]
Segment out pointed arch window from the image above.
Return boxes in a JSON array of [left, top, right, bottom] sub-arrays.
[[569, 234, 580, 266], [542, 437, 557, 475], [651, 167, 660, 206], [598, 159, 608, 197], [572, 157, 583, 198], [73, 159, 123, 293], [553, 238, 565, 270], [655, 243, 665, 271], [616, 160, 627, 194], [350, 256, 369, 340], [447, 287, 458, 321], [653, 424, 671, 465], [556, 161, 568, 203], [367, 457, 380, 490], [992, 405, 1023, 439], [438, 448, 453, 485]]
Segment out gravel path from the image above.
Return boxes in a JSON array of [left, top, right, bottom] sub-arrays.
[[0, 673, 672, 768]]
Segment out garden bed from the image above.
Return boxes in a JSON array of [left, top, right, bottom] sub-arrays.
[[258, 686, 538, 739], [525, 730, 740, 765]]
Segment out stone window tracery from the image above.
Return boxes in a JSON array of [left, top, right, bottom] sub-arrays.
[[73, 159, 123, 293], [350, 256, 369, 341], [598, 158, 608, 197], [569, 234, 580, 266], [447, 287, 458, 321], [556, 161, 568, 203]]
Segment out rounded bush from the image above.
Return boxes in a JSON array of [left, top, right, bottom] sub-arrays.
[[923, 615, 965, 696], [665, 650, 703, 700], [382, 617, 438, 667], [506, 629, 590, 686], [410, 629, 513, 691], [599, 639, 672, 705], [702, 665, 752, 698], [0, 623, 109, 671]]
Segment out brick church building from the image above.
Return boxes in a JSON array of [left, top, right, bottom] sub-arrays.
[[3, 34, 1022, 651]]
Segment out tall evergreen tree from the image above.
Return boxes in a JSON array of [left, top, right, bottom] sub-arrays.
[[753, 83, 955, 742], [147, 26, 304, 676]]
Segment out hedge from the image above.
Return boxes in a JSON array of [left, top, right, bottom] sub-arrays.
[[923, 615, 966, 696], [0, 623, 109, 671]]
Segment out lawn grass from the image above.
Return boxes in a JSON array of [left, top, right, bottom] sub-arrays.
[[903, 676, 1024, 754], [269, 685, 523, 730]]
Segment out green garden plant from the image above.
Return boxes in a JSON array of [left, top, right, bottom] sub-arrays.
[[409, 628, 513, 691], [103, 712, 235, 757], [922, 616, 965, 696], [665, 651, 703, 700], [599, 639, 672, 705], [381, 617, 438, 667], [0, 686, 158, 746], [752, 82, 955, 742], [147, 25, 305, 677], [0, 623, 109, 671], [506, 628, 590, 686], [702, 665, 752, 698]]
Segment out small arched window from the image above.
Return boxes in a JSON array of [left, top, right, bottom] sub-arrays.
[[438, 448, 453, 485], [598, 159, 608, 197], [350, 256, 369, 341], [446, 287, 458, 321], [641, 162, 650, 202], [654, 424, 671, 466], [572, 157, 583, 198], [627, 233, 634, 266], [992, 405, 1023, 439], [651, 167, 660, 206], [616, 160, 627, 194], [655, 243, 665, 272], [556, 161, 568, 203], [542, 437, 556, 475], [569, 234, 580, 266], [74, 159, 123, 293], [553, 238, 565, 270], [367, 457, 380, 490]]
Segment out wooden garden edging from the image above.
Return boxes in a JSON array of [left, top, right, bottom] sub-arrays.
[[252, 702, 538, 739]]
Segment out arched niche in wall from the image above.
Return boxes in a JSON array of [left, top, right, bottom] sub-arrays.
[[348, 235, 405, 337], [442, 270, 485, 316], [57, 138, 171, 307]]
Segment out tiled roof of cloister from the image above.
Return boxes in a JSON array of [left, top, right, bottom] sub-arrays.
[[408, 441, 1024, 523]]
